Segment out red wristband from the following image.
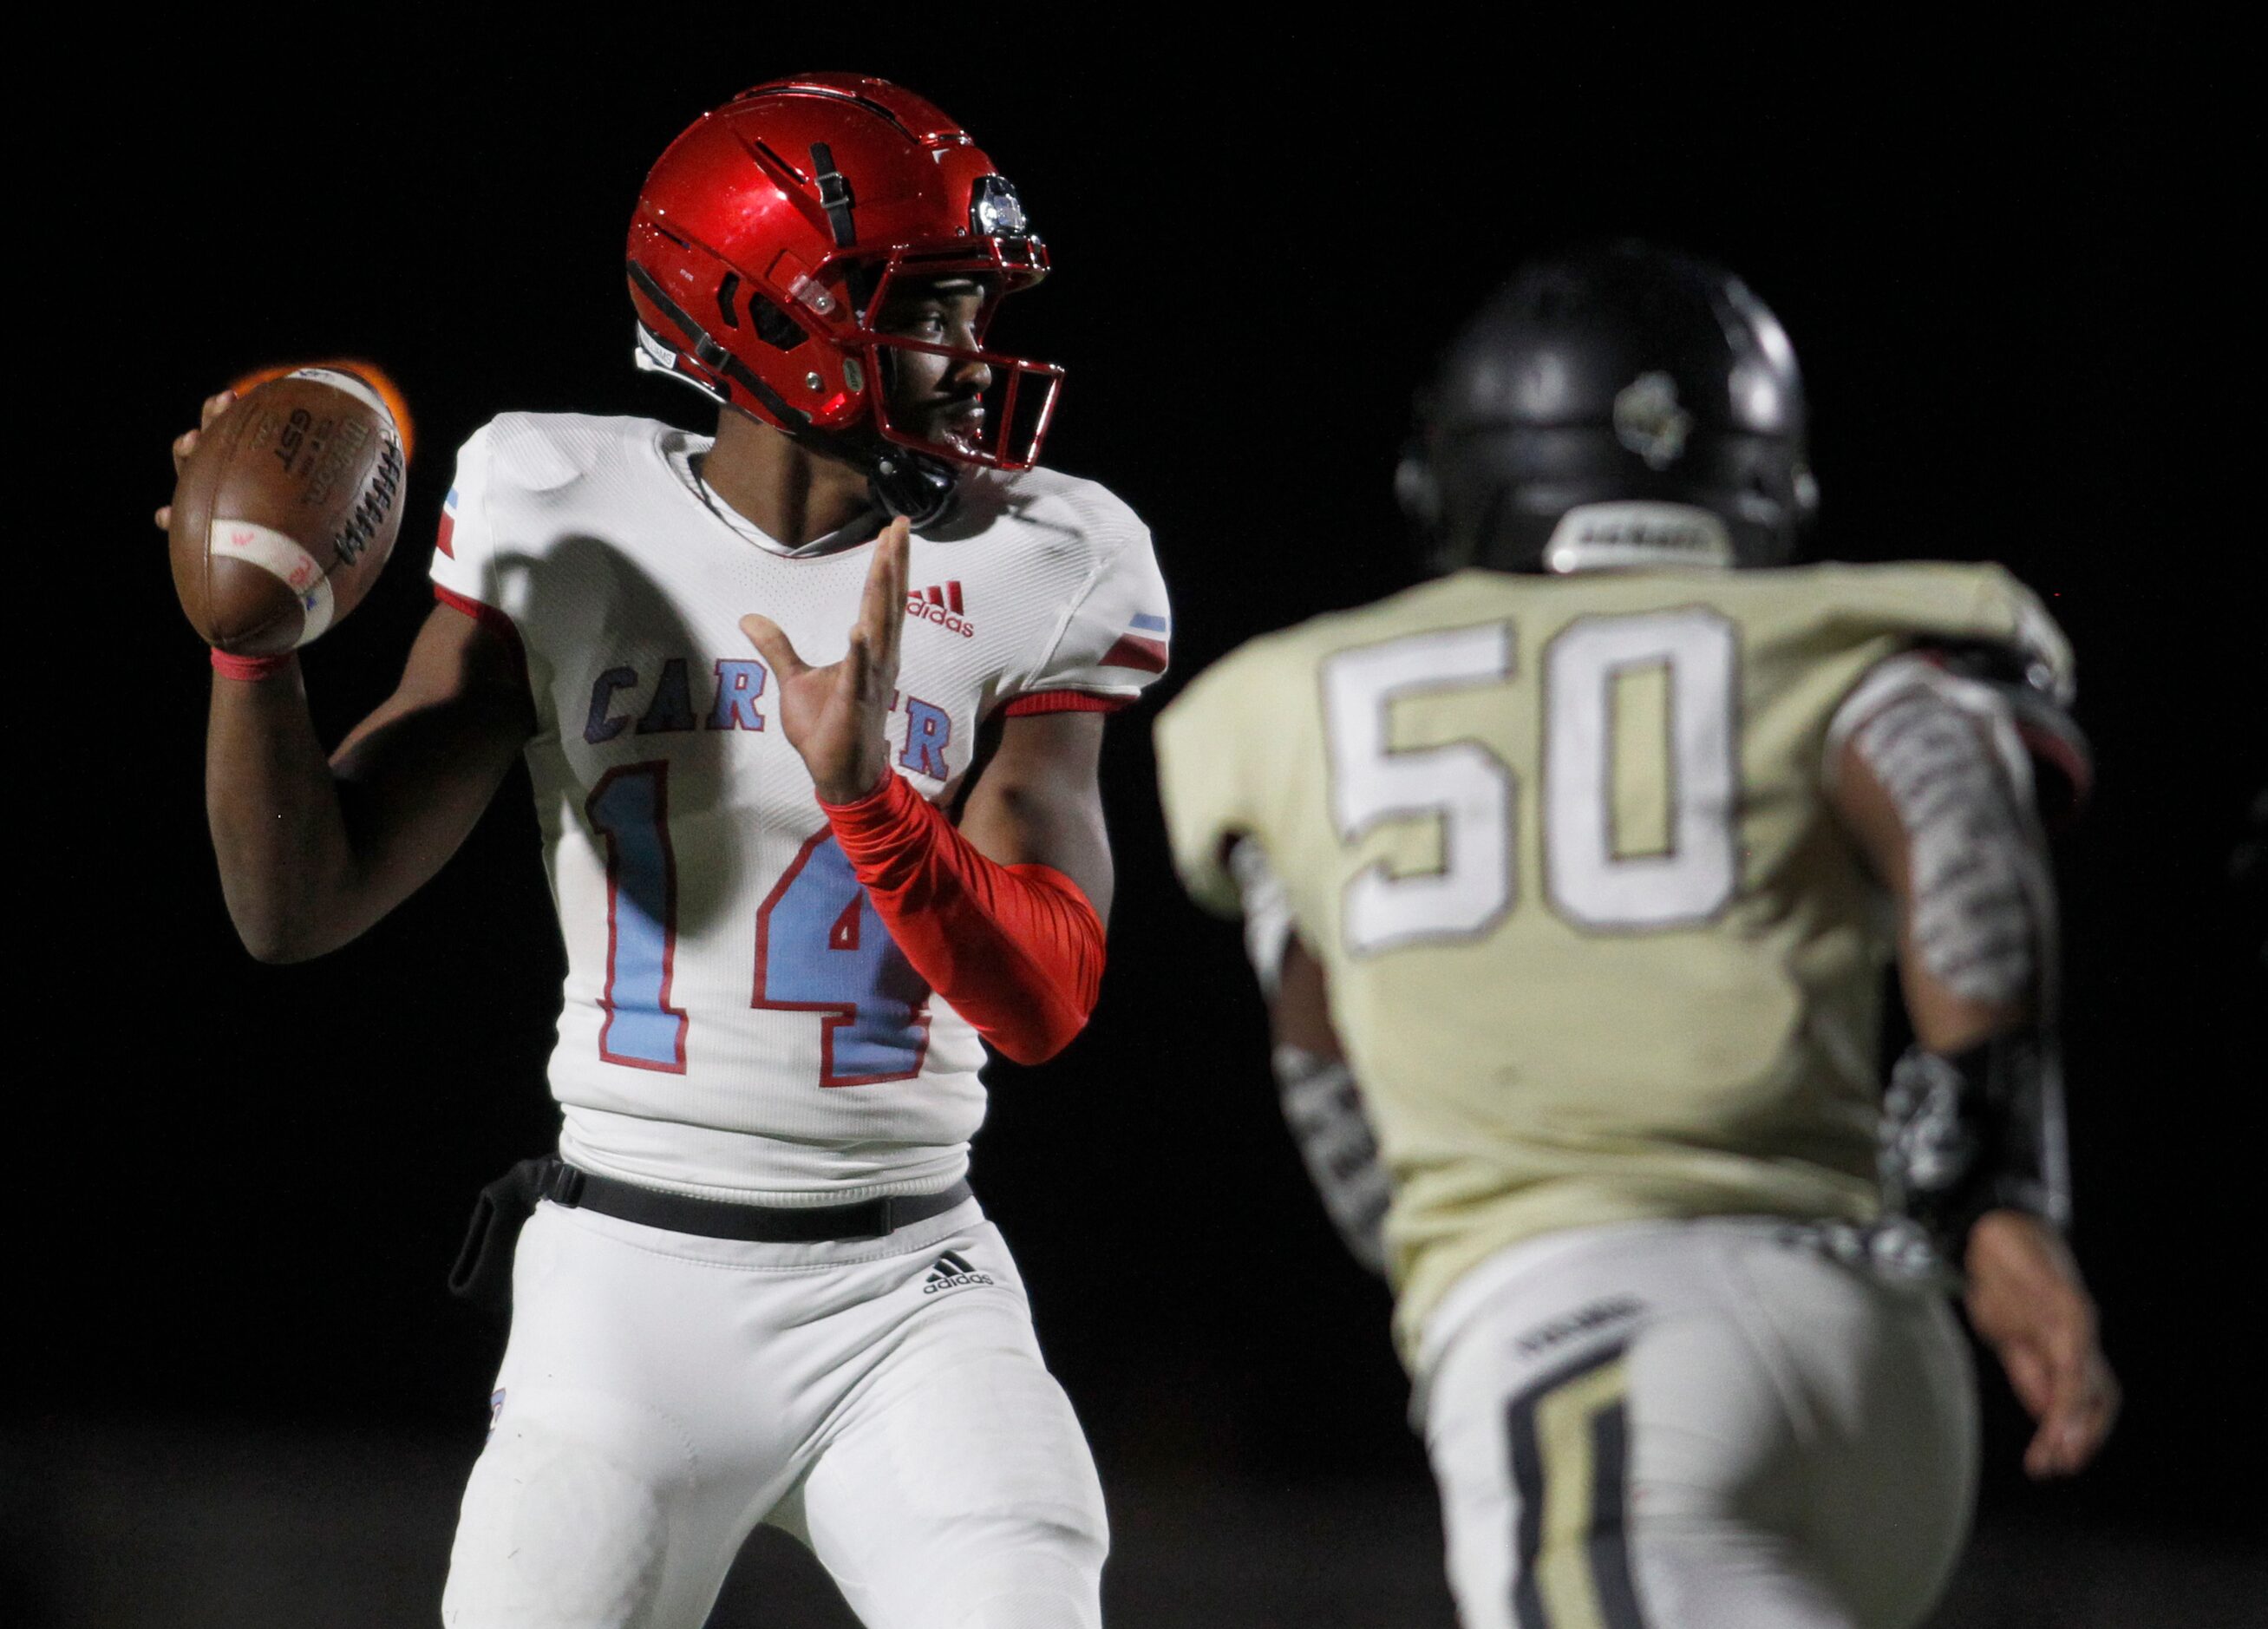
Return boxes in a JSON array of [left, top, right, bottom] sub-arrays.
[[211, 648, 295, 681]]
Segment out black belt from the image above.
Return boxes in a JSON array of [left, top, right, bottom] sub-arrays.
[[539, 1159, 974, 1243], [448, 1158, 975, 1321]]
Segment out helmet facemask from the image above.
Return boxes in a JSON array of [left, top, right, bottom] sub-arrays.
[[858, 245, 1062, 474]]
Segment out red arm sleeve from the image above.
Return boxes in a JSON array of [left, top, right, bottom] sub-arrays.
[[822, 771, 1105, 1065]]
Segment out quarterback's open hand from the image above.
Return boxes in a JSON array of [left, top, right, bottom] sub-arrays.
[[741, 517, 910, 805], [1964, 1209, 2121, 1479], [154, 389, 238, 532]]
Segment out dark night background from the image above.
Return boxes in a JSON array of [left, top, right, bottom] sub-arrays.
[[14, 18, 2263, 1626]]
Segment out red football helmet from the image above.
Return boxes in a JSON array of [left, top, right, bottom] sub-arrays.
[[627, 75, 1061, 514]]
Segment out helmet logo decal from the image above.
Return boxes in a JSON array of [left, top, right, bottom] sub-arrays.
[[1613, 371, 1691, 470], [971, 175, 1029, 239]]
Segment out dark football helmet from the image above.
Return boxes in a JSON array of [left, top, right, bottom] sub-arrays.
[[1397, 242, 1817, 573], [626, 74, 1060, 523]]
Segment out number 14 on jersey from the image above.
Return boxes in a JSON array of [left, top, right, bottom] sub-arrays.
[[585, 762, 931, 1084]]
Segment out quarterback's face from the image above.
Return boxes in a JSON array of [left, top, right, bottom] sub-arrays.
[[873, 275, 994, 455]]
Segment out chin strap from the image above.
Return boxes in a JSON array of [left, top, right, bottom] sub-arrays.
[[864, 440, 959, 526]]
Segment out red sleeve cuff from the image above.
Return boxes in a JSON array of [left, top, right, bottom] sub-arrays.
[[999, 690, 1132, 717], [433, 584, 528, 682], [819, 763, 919, 827]]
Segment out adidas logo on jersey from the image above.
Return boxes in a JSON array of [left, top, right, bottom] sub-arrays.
[[905, 581, 976, 638], [922, 1248, 995, 1294]]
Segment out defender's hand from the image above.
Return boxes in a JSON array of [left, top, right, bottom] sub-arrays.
[[741, 517, 909, 805], [1964, 1209, 2120, 1479], [154, 390, 237, 532]]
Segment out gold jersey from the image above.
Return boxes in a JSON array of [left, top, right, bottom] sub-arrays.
[[1154, 562, 2071, 1361]]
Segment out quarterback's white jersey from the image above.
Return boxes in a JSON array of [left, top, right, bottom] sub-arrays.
[[428, 414, 1169, 1200]]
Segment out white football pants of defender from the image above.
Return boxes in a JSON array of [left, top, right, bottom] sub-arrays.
[[1419, 1219, 1977, 1629], [441, 1196, 1108, 1629]]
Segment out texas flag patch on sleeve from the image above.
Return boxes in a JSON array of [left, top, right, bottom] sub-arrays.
[[1099, 612, 1170, 675], [435, 488, 460, 558]]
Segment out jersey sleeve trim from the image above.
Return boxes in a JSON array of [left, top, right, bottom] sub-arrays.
[[999, 690, 1133, 717], [1004, 505, 1171, 705], [433, 583, 528, 680]]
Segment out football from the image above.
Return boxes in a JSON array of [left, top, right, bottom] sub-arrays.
[[167, 368, 409, 656]]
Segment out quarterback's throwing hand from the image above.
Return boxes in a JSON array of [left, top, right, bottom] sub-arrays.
[[154, 390, 238, 532], [741, 517, 911, 805]]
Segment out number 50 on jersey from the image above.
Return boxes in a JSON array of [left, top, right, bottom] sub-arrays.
[[1324, 607, 1738, 954]]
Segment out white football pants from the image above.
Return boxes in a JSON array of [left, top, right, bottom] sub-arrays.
[[441, 1195, 1108, 1629], [1418, 1219, 1977, 1629]]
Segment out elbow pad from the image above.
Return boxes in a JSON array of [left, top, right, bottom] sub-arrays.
[[1881, 1030, 2072, 1253]]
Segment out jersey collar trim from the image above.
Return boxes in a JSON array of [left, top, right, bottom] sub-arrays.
[[658, 430, 884, 560]]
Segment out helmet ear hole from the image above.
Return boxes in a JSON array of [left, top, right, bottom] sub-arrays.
[[1745, 468, 1785, 527], [1394, 441, 1440, 530], [747, 291, 807, 352]]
